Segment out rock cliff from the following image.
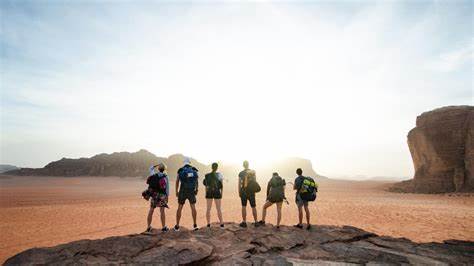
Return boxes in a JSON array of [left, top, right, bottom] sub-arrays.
[[0, 164, 19, 173], [4, 150, 182, 177], [391, 106, 474, 193], [5, 223, 473, 265], [3, 150, 325, 181]]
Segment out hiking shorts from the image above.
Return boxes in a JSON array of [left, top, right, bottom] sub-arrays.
[[178, 189, 197, 205], [150, 193, 167, 209], [205, 189, 222, 199], [296, 194, 308, 207], [268, 197, 284, 204], [240, 191, 256, 207]]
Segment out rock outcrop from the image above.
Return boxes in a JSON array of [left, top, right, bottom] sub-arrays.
[[3, 150, 206, 178], [391, 106, 474, 193], [5, 223, 473, 265], [0, 164, 19, 173], [4, 150, 326, 180]]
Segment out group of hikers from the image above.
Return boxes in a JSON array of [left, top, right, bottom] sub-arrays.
[[142, 158, 318, 233]]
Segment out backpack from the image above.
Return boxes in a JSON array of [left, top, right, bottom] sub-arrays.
[[244, 170, 261, 194], [298, 176, 318, 201], [147, 173, 168, 195], [268, 176, 285, 202], [178, 165, 198, 190], [205, 172, 222, 193]]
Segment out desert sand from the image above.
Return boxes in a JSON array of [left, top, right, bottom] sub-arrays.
[[1, 176, 473, 264]]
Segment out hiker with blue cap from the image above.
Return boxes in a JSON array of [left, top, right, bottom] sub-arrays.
[[174, 157, 199, 231]]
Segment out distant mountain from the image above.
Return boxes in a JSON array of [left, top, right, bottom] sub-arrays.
[[0, 164, 19, 174], [4, 150, 206, 178], [365, 176, 410, 182], [3, 150, 325, 181]]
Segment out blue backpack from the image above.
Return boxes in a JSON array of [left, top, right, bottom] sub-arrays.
[[178, 165, 198, 190]]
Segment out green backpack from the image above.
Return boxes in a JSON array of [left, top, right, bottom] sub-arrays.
[[268, 176, 286, 203], [299, 176, 318, 201], [245, 170, 261, 194]]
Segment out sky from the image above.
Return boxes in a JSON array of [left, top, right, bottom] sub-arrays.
[[0, 0, 472, 178]]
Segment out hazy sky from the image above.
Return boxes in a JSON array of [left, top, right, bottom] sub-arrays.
[[1, 0, 472, 178]]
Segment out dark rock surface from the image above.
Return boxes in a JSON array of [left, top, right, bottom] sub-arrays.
[[391, 106, 474, 193], [5, 223, 473, 265], [0, 164, 19, 174]]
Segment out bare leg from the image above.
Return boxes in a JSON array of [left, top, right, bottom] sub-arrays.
[[298, 205, 303, 225], [276, 202, 283, 226], [147, 207, 154, 228], [206, 199, 212, 225], [251, 207, 258, 223], [215, 199, 223, 224], [176, 204, 183, 226], [304, 205, 310, 225], [261, 201, 272, 222], [160, 207, 166, 228], [241, 206, 247, 222], [190, 204, 197, 225]]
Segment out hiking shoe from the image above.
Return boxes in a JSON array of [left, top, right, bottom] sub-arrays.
[[161, 226, 169, 232], [207, 224, 211, 228], [239, 222, 247, 228], [276, 225, 280, 229], [294, 224, 303, 229], [193, 224, 199, 231], [253, 222, 259, 227], [145, 227, 152, 233], [220, 224, 225, 228], [307, 224, 312, 231], [257, 220, 265, 226], [173, 225, 180, 231]]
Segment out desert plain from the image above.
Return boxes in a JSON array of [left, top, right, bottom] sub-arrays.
[[0, 176, 473, 264]]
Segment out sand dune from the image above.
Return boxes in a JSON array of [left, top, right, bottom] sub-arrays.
[[0, 176, 473, 263]]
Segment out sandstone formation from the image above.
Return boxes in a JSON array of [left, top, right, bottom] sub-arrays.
[[3, 150, 326, 181], [391, 106, 474, 193], [5, 223, 473, 265], [3, 150, 208, 178]]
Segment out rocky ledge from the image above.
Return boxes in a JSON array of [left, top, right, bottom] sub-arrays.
[[5, 223, 473, 265]]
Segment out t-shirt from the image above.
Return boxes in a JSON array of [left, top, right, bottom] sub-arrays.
[[294, 175, 305, 193]]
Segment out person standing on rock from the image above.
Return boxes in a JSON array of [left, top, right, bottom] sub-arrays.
[[174, 157, 199, 231], [203, 162, 224, 228], [145, 163, 169, 232], [258, 172, 286, 228], [238, 160, 260, 227], [294, 168, 318, 230]]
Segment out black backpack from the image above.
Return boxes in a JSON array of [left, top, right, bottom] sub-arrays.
[[298, 176, 318, 201], [147, 173, 167, 194], [205, 172, 222, 193]]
